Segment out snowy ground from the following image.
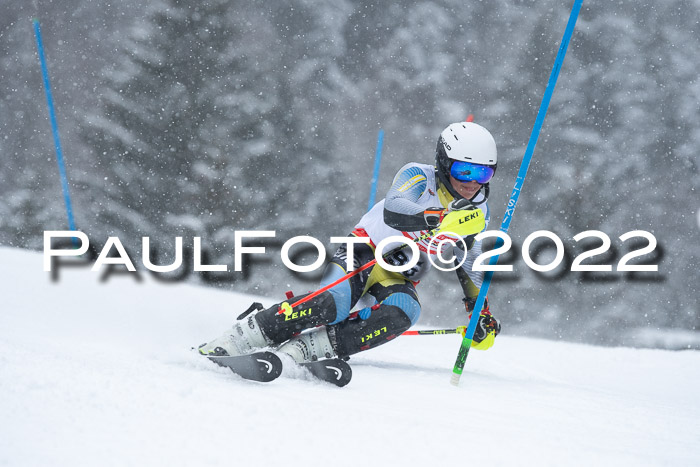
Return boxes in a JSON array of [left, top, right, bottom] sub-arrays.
[[1, 246, 699, 467]]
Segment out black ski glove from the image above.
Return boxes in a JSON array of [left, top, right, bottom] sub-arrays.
[[448, 198, 475, 212], [463, 297, 501, 349], [423, 198, 478, 229]]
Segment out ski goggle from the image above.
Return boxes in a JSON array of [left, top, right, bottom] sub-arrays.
[[450, 160, 495, 184]]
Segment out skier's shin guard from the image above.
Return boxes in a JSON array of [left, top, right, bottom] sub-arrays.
[[255, 291, 338, 344], [329, 304, 412, 358]]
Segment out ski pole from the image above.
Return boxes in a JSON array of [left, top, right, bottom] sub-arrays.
[[403, 327, 466, 336], [277, 227, 439, 315], [450, 0, 583, 386], [277, 207, 484, 314]]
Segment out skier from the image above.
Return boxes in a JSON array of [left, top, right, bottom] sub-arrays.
[[199, 122, 501, 368]]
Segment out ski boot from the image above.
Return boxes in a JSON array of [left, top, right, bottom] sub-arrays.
[[197, 303, 271, 357], [277, 327, 338, 363], [199, 291, 337, 358]]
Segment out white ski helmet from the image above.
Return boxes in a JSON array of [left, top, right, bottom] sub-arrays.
[[435, 122, 498, 200]]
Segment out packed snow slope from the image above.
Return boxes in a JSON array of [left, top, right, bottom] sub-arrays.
[[1, 247, 698, 467]]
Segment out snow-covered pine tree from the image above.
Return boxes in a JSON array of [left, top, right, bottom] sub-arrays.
[[260, 0, 355, 237], [80, 0, 283, 259]]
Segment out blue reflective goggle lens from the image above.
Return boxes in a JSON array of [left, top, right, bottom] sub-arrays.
[[450, 161, 495, 184]]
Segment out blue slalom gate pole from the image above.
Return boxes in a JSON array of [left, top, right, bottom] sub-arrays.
[[33, 19, 77, 232], [451, 0, 583, 385], [367, 129, 384, 211]]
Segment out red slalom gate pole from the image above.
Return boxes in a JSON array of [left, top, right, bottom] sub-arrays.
[[276, 226, 448, 315], [402, 327, 467, 336]]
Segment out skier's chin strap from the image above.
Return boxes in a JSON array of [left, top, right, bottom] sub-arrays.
[[471, 183, 490, 206], [437, 179, 490, 207]]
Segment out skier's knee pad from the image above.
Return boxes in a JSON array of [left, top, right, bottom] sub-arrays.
[[255, 291, 337, 344], [319, 263, 353, 323], [322, 242, 375, 324], [329, 304, 412, 358]]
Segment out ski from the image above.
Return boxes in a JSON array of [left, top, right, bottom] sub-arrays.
[[208, 351, 283, 383], [298, 358, 352, 387]]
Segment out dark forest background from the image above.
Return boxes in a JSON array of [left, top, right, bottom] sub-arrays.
[[1, 0, 698, 348]]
